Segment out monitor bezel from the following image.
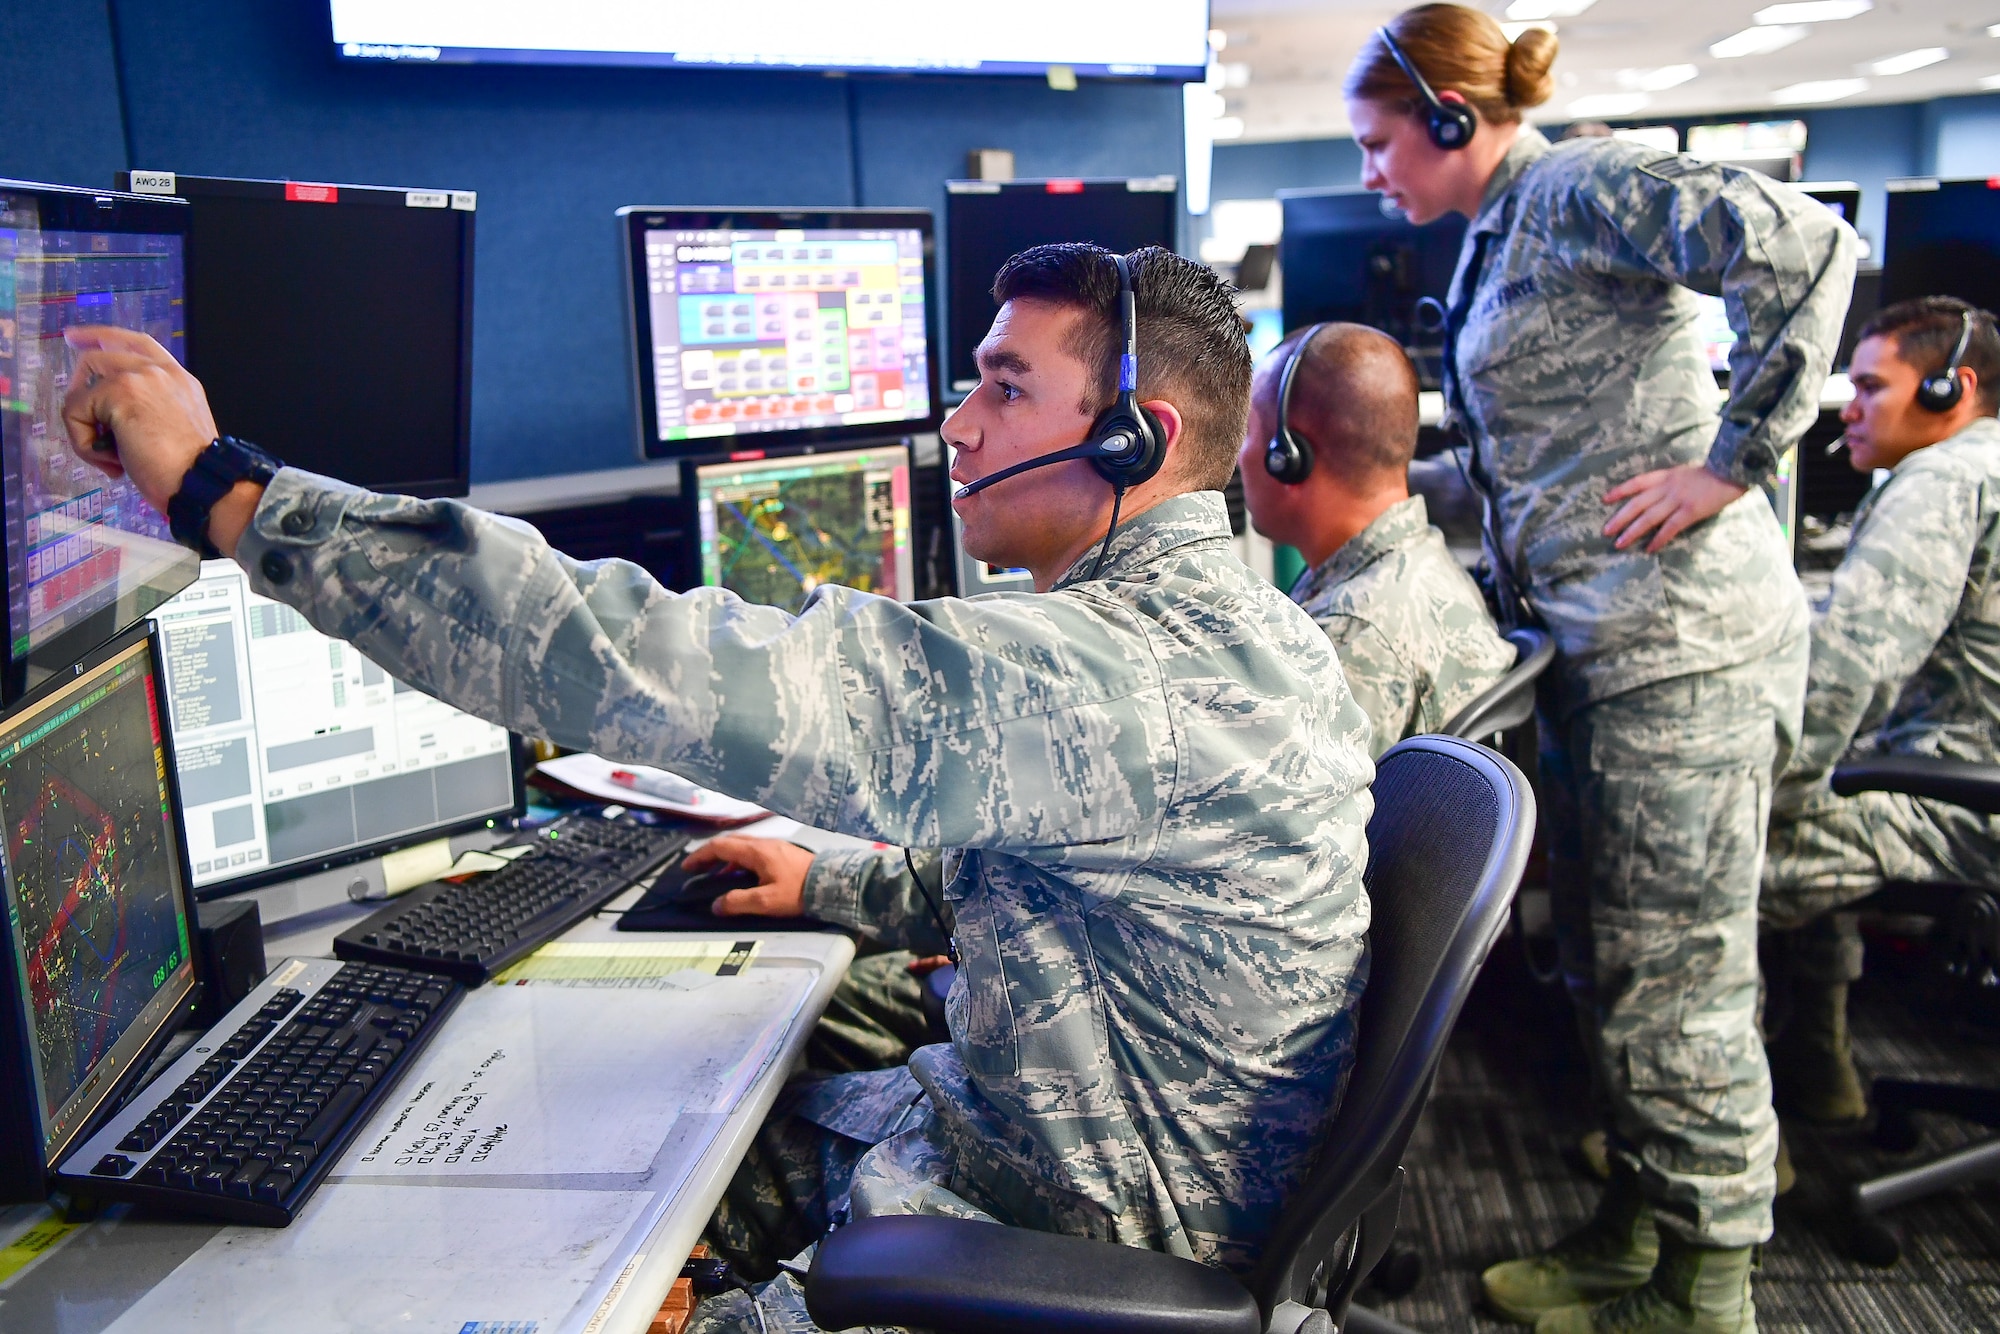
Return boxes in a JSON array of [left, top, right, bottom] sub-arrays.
[[1881, 176, 2000, 312], [0, 180, 202, 706], [116, 172, 477, 500], [148, 560, 528, 902], [941, 176, 1180, 395], [0, 621, 204, 1187], [679, 439, 919, 606], [621, 207, 942, 463]]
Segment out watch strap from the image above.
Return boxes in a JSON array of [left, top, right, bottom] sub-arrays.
[[168, 436, 281, 558]]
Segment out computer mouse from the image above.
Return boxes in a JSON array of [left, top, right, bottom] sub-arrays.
[[672, 863, 762, 908]]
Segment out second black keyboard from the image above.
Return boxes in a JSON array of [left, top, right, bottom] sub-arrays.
[[333, 811, 691, 984]]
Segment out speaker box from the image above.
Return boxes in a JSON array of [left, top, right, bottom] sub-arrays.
[[193, 898, 267, 1028]]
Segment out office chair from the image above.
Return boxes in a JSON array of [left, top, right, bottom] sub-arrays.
[[1824, 754, 2000, 1267], [804, 734, 1536, 1334], [1441, 626, 1556, 743]]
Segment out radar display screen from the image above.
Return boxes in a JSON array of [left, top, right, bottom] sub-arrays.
[[0, 631, 193, 1159], [0, 189, 194, 668], [691, 445, 914, 612]]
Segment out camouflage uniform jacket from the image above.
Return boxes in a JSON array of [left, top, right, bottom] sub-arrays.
[[1443, 127, 1855, 706], [236, 476, 1375, 1270], [1289, 495, 1517, 755], [1778, 415, 2000, 812]]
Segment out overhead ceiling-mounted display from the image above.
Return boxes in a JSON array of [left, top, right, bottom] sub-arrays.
[[329, 1, 1212, 80]]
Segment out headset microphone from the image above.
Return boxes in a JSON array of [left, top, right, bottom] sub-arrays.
[[951, 433, 1142, 500], [1378, 27, 1476, 152]]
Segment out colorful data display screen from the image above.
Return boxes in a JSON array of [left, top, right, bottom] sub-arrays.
[[0, 634, 193, 1158], [643, 227, 932, 445], [694, 446, 914, 612], [153, 561, 516, 891], [0, 192, 191, 664]]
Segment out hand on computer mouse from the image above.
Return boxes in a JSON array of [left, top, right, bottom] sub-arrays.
[[682, 834, 814, 917]]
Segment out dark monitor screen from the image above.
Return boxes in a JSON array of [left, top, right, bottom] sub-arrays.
[[943, 178, 1179, 394], [621, 208, 939, 461], [684, 444, 914, 612], [0, 181, 199, 705], [1278, 189, 1467, 363], [0, 625, 197, 1168], [1882, 177, 2000, 314], [118, 173, 475, 498], [1801, 182, 1861, 227], [150, 560, 519, 898]]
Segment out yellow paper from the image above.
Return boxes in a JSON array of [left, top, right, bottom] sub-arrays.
[[381, 838, 455, 894], [0, 1216, 80, 1283], [491, 939, 760, 986]]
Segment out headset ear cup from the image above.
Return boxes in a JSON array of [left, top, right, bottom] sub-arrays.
[[1431, 104, 1475, 150], [1916, 373, 1963, 414], [1265, 430, 1312, 484], [1087, 403, 1168, 487]]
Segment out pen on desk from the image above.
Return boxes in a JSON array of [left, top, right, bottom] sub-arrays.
[[608, 767, 703, 805]]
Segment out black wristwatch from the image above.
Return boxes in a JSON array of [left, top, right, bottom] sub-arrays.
[[168, 436, 282, 558]]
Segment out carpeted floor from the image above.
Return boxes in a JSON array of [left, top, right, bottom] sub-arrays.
[[1365, 925, 2000, 1333]]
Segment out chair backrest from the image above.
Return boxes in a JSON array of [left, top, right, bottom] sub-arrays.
[[1439, 626, 1555, 741], [1250, 735, 1535, 1316]]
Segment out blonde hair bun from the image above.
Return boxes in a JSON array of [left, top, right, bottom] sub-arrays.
[[1504, 26, 1558, 108]]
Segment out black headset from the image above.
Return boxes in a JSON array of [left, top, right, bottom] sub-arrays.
[[1265, 323, 1328, 484], [1378, 26, 1476, 152], [1916, 307, 1978, 413], [951, 253, 1166, 500]]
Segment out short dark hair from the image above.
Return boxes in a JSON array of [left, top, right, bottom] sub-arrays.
[[1858, 295, 2000, 415], [990, 244, 1253, 490], [1256, 323, 1420, 487]]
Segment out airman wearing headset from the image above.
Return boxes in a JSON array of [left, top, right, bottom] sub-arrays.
[[1238, 321, 1514, 755], [1760, 297, 2000, 1130], [60, 244, 1377, 1334], [1345, 6, 1856, 1331]]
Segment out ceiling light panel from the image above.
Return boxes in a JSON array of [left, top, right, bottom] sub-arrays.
[[1505, 0, 1597, 18], [1772, 77, 1870, 104], [1752, 1, 1871, 23], [1865, 48, 1949, 77], [1711, 26, 1807, 58], [1617, 64, 1700, 92]]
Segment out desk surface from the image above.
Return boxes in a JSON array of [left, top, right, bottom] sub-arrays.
[[0, 880, 854, 1334]]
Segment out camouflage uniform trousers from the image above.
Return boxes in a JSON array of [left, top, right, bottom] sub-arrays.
[[805, 951, 949, 1075], [691, 1065, 989, 1334], [1541, 633, 1806, 1248], [1761, 787, 2000, 986]]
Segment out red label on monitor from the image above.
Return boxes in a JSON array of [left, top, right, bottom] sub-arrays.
[[285, 182, 340, 204], [1045, 179, 1085, 194], [1989, 178, 2000, 190], [728, 450, 766, 461]]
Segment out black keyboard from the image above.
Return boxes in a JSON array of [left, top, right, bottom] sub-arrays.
[[54, 958, 460, 1226], [332, 812, 690, 984]]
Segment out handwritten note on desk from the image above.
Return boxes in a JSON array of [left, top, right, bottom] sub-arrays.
[[336, 969, 813, 1180]]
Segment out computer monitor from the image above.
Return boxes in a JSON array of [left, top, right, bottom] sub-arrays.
[[1277, 190, 1467, 383], [0, 624, 198, 1199], [1691, 183, 1863, 374], [683, 444, 915, 612], [1883, 177, 2000, 315], [116, 172, 475, 498], [620, 208, 940, 461], [942, 177, 1179, 394], [0, 181, 199, 705], [150, 560, 519, 898]]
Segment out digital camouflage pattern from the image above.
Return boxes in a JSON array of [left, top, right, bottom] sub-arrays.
[[799, 847, 949, 1073], [1763, 415, 2000, 981], [1444, 128, 1848, 1252], [1443, 127, 1852, 706], [1540, 638, 1805, 1249], [1289, 494, 1516, 755], [236, 479, 1376, 1280]]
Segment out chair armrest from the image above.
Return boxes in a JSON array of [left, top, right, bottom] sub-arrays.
[[1830, 755, 2000, 816], [804, 1215, 1263, 1334]]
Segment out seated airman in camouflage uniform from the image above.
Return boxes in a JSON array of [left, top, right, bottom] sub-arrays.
[[59, 245, 1377, 1334], [1762, 297, 2000, 1126], [1236, 322, 1516, 755]]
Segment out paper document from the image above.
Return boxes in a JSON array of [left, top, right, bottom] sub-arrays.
[[335, 967, 812, 1180], [534, 752, 766, 823], [103, 1185, 652, 1334], [492, 939, 761, 985]]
